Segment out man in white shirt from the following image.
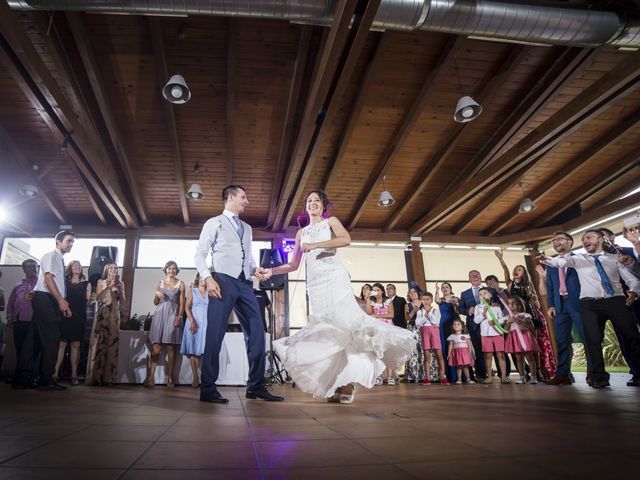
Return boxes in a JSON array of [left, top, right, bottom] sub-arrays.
[[194, 185, 282, 403], [541, 229, 640, 388], [16, 231, 74, 391]]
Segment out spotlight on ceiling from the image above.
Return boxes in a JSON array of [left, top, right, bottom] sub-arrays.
[[517, 181, 536, 214], [162, 74, 191, 104], [377, 175, 395, 208], [186, 164, 204, 200], [19, 184, 39, 198], [454, 96, 482, 123]]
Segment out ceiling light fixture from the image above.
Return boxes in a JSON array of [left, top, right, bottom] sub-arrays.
[[377, 175, 395, 207], [19, 184, 39, 198], [186, 164, 204, 200], [453, 55, 482, 123], [163, 74, 191, 104], [518, 181, 537, 214]]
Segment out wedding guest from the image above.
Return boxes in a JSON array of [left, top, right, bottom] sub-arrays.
[[181, 273, 208, 388], [504, 296, 538, 384], [495, 250, 555, 381], [404, 286, 426, 383], [540, 230, 640, 388], [145, 261, 185, 387], [435, 281, 460, 381], [447, 319, 475, 384], [54, 261, 91, 385], [484, 274, 513, 379], [22, 231, 75, 391], [86, 262, 124, 386], [416, 292, 448, 385], [7, 259, 38, 384], [544, 232, 587, 386], [356, 283, 372, 311], [368, 282, 396, 384], [387, 284, 407, 328], [474, 287, 508, 384], [458, 270, 493, 380]]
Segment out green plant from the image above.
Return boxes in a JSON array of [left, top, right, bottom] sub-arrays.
[[572, 320, 628, 368]]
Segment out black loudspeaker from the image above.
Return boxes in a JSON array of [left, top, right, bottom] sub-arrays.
[[88, 246, 118, 288], [259, 248, 286, 290]]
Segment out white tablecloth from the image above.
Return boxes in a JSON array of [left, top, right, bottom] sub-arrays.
[[117, 330, 252, 385]]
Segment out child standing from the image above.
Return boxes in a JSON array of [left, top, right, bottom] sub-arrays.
[[504, 295, 539, 384], [368, 282, 397, 385], [474, 287, 509, 384], [447, 319, 475, 384], [416, 292, 448, 385]]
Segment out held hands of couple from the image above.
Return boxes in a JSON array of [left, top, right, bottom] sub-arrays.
[[254, 267, 272, 282], [58, 298, 72, 317]]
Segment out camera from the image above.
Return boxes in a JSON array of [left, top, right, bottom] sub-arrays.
[[369, 295, 377, 302]]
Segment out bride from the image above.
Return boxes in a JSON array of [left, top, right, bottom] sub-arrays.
[[266, 190, 415, 403]]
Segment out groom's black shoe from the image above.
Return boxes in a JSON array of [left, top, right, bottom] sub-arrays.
[[200, 390, 229, 404], [246, 387, 284, 402]]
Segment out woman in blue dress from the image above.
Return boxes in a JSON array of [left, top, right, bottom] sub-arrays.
[[435, 282, 461, 382], [181, 273, 208, 387]]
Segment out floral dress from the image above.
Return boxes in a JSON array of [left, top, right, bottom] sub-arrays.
[[405, 303, 427, 382]]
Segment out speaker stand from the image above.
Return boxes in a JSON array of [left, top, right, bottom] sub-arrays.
[[264, 289, 287, 385]]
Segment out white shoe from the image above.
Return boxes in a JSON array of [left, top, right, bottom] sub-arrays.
[[388, 378, 396, 386], [515, 378, 526, 384], [375, 378, 382, 386], [327, 389, 341, 402], [339, 387, 355, 404]]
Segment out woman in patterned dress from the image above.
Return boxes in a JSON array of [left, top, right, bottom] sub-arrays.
[[86, 262, 124, 386], [404, 286, 426, 383]]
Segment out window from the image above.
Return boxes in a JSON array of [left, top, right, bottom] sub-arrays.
[[136, 238, 271, 268], [1, 237, 125, 266]]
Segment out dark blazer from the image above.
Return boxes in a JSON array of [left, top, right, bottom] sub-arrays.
[[545, 253, 581, 315], [391, 295, 407, 328], [620, 245, 637, 259], [458, 286, 498, 333]]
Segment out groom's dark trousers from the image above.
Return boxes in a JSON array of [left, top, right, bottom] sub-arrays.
[[201, 272, 265, 395]]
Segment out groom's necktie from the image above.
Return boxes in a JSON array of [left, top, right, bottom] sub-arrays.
[[233, 215, 244, 237], [591, 255, 614, 296]]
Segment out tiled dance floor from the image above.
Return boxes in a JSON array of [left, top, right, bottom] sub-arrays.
[[0, 373, 638, 479]]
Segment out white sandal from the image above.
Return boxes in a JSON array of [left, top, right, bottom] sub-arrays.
[[339, 387, 355, 404]]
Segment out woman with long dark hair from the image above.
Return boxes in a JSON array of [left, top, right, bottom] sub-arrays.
[[435, 281, 460, 382], [270, 190, 414, 403], [55, 261, 91, 384]]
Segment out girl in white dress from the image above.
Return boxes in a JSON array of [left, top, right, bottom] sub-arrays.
[[271, 191, 415, 403]]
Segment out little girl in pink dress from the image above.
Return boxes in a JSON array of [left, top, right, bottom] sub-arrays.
[[447, 319, 475, 384]]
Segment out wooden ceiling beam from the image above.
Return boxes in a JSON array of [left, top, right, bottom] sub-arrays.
[[148, 17, 190, 226], [321, 33, 388, 193], [384, 45, 530, 232], [462, 48, 593, 180], [66, 12, 149, 225], [0, 32, 126, 227], [267, 26, 313, 227], [408, 53, 640, 236], [0, 124, 67, 224], [270, 0, 363, 231], [530, 148, 640, 229], [278, 0, 381, 230], [225, 18, 236, 185], [0, 4, 137, 228], [593, 170, 640, 207], [65, 158, 107, 224], [346, 35, 462, 230], [488, 106, 640, 235]]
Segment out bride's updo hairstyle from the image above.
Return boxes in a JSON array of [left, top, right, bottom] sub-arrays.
[[297, 190, 332, 227]]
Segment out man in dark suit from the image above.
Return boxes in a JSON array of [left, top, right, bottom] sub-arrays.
[[458, 270, 496, 380], [545, 232, 586, 385], [386, 284, 407, 329]]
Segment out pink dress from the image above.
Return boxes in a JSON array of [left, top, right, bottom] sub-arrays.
[[447, 334, 473, 367], [372, 302, 393, 325], [505, 313, 537, 353]]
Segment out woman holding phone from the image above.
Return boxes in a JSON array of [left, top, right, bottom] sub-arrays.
[[86, 261, 125, 386]]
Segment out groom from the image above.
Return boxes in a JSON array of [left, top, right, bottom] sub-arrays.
[[194, 185, 284, 403]]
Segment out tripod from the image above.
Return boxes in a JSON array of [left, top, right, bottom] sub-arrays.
[[264, 289, 287, 385]]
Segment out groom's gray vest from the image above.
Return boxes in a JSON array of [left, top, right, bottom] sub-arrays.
[[209, 214, 255, 279]]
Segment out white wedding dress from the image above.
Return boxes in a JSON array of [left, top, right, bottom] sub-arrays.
[[274, 219, 416, 398]]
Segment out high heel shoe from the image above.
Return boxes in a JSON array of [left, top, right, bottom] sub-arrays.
[[339, 387, 355, 404], [167, 379, 175, 388]]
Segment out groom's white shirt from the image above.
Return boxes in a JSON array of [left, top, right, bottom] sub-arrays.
[[194, 209, 257, 281]]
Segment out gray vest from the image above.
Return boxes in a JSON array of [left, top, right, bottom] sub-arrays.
[[210, 214, 254, 279]]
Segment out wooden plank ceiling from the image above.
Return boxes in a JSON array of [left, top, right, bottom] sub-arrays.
[[1, 3, 640, 242]]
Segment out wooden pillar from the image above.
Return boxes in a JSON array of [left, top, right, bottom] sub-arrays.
[[121, 229, 138, 318], [405, 241, 426, 289]]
